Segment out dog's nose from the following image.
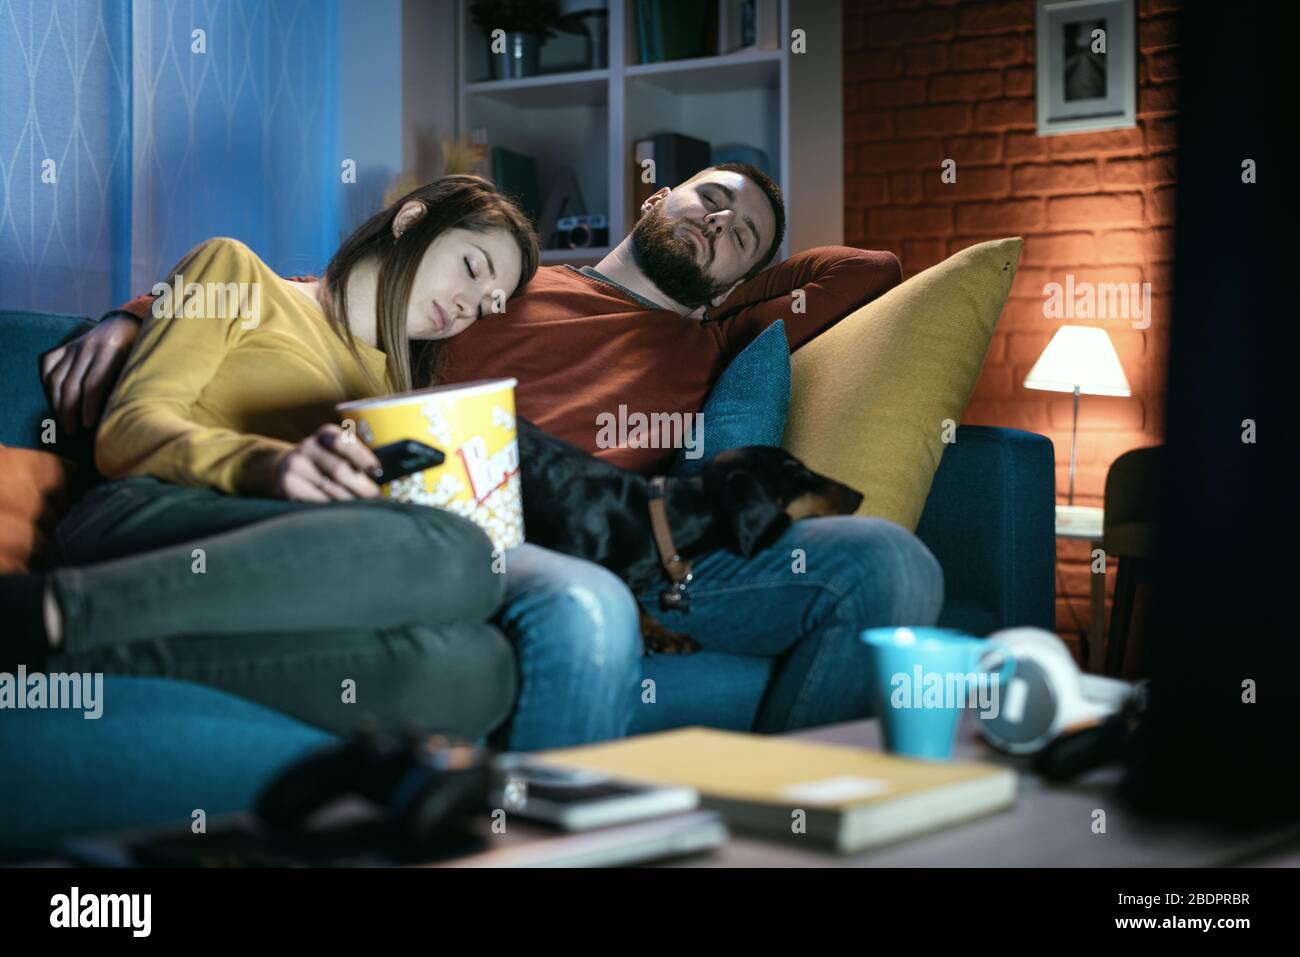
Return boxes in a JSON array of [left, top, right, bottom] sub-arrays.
[[828, 481, 864, 514]]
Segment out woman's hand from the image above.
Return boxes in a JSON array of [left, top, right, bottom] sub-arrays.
[[39, 314, 140, 436], [271, 424, 384, 502]]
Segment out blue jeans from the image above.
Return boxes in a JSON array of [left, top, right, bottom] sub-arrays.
[[492, 516, 943, 750], [48, 477, 516, 738]]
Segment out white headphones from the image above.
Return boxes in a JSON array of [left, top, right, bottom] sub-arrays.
[[978, 627, 1135, 755]]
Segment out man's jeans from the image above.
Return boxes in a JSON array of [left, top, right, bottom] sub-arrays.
[[491, 516, 943, 750]]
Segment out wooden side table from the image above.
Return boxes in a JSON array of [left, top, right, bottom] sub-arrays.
[[1054, 504, 1105, 673]]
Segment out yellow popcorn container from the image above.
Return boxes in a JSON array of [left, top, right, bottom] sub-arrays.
[[336, 377, 523, 552]]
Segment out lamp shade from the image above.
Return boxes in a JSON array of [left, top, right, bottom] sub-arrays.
[[1023, 325, 1131, 396]]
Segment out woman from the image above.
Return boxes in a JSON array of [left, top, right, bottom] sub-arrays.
[[1, 176, 539, 738]]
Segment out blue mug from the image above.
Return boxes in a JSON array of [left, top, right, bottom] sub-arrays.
[[860, 627, 1016, 760]]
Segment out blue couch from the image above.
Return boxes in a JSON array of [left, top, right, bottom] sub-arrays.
[[0, 309, 1055, 857]]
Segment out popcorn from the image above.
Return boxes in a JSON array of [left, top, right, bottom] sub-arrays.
[[422, 399, 455, 448], [492, 405, 515, 432]]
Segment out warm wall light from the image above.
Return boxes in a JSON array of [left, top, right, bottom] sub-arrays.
[[1024, 325, 1131, 504]]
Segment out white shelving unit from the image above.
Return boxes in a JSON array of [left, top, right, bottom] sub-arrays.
[[454, 0, 843, 265]]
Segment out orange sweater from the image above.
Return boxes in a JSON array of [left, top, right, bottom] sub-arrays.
[[117, 246, 901, 473]]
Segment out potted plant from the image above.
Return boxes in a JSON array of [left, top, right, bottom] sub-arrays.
[[470, 0, 561, 80]]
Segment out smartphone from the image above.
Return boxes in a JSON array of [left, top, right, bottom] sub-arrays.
[[488, 758, 699, 831], [372, 439, 445, 484]]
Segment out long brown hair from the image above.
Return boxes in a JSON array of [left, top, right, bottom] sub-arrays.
[[321, 175, 539, 393]]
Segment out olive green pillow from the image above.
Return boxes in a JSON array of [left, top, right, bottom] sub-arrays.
[[782, 237, 1022, 531]]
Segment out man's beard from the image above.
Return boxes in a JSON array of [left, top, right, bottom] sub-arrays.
[[631, 205, 731, 308]]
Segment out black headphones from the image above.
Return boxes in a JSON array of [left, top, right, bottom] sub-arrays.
[[255, 722, 494, 862]]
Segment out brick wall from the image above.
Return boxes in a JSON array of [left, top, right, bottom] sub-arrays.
[[843, 0, 1180, 658]]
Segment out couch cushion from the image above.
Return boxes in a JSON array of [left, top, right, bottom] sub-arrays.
[[782, 238, 1022, 531], [1, 659, 770, 857], [671, 319, 790, 477], [1, 311, 104, 572], [0, 676, 334, 859], [0, 445, 77, 572]]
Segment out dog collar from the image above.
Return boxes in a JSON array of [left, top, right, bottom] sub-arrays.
[[648, 476, 693, 612]]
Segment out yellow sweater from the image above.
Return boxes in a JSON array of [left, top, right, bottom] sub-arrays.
[[97, 237, 392, 495]]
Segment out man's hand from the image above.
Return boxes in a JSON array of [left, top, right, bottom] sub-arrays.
[[39, 314, 140, 436], [270, 424, 383, 502]]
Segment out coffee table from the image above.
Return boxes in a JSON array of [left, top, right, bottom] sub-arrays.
[[43, 716, 1300, 868], [650, 715, 1300, 867]]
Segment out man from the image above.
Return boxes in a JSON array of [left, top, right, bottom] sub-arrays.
[[41, 163, 943, 750]]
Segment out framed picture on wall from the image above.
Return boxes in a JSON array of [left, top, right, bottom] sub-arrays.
[[1036, 0, 1136, 136]]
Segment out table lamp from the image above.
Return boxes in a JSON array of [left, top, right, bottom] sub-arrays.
[[1023, 325, 1131, 504]]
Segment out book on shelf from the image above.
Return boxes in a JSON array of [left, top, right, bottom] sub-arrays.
[[718, 0, 779, 55], [635, 0, 718, 64], [632, 132, 713, 206], [489, 146, 541, 226]]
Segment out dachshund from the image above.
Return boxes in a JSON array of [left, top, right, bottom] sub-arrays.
[[515, 417, 864, 655]]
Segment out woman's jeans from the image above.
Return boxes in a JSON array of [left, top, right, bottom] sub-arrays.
[[49, 476, 516, 738]]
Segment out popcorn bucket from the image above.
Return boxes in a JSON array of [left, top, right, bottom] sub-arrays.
[[336, 378, 523, 551]]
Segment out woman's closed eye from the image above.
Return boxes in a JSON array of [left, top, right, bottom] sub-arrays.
[[465, 255, 489, 319]]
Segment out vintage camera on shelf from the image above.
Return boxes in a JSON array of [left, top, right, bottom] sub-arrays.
[[551, 214, 609, 249]]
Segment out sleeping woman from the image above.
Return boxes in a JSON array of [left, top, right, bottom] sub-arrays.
[[0, 175, 538, 738]]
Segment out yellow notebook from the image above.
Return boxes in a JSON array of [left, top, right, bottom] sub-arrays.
[[537, 727, 1016, 853]]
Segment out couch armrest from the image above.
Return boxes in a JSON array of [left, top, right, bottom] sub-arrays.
[[914, 425, 1055, 635], [0, 309, 94, 453]]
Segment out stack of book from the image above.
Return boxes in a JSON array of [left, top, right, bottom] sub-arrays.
[[537, 727, 1017, 853], [635, 0, 779, 64]]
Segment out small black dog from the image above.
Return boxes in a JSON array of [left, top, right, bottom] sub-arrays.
[[516, 417, 864, 655]]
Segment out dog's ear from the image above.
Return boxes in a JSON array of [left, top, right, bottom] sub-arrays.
[[718, 471, 792, 556]]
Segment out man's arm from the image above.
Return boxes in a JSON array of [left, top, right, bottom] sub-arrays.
[[40, 308, 146, 437], [709, 245, 903, 352]]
